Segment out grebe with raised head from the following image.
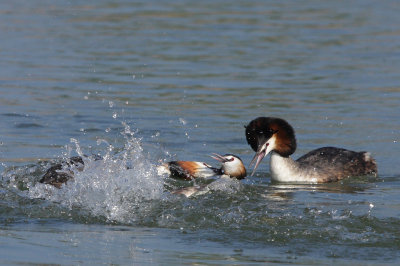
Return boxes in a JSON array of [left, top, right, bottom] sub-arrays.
[[245, 117, 377, 183], [157, 153, 246, 180]]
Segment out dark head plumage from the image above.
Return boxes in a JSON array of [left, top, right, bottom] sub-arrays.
[[245, 117, 296, 157]]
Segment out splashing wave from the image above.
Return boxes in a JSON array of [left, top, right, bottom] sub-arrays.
[[28, 124, 165, 223]]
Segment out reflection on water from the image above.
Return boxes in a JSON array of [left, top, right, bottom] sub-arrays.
[[268, 180, 376, 197], [1, 0, 400, 264]]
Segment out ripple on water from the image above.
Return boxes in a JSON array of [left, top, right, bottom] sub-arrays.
[[1, 124, 399, 262], [14, 123, 44, 128]]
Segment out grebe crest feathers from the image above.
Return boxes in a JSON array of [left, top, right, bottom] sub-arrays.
[[246, 117, 296, 157], [245, 116, 377, 182]]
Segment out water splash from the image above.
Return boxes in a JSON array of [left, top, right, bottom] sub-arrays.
[[28, 123, 165, 224], [0, 121, 251, 226]]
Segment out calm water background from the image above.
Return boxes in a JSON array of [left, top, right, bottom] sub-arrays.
[[1, 0, 400, 264]]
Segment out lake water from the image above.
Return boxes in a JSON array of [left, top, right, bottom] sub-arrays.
[[1, 0, 400, 264]]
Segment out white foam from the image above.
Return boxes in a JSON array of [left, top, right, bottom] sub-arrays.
[[28, 124, 165, 224], [207, 176, 243, 193]]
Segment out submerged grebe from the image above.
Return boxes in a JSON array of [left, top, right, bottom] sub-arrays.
[[39, 156, 84, 188], [157, 153, 246, 180], [40, 153, 246, 190], [245, 117, 377, 183], [39, 155, 103, 188]]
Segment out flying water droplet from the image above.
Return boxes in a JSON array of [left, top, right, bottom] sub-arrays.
[[28, 123, 164, 224], [179, 118, 187, 125]]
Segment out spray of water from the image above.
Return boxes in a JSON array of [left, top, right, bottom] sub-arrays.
[[1, 121, 246, 226], [28, 123, 165, 223]]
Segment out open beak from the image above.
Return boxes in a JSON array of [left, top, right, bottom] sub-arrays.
[[249, 142, 269, 176], [210, 153, 228, 163]]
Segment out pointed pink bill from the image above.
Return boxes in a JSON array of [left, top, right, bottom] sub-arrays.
[[210, 153, 228, 163], [249, 143, 269, 176]]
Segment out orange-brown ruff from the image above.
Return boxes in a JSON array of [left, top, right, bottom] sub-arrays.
[[245, 117, 377, 183], [159, 154, 246, 180], [166, 161, 218, 180]]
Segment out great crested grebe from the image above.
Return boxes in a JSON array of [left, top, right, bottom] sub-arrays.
[[40, 153, 246, 190], [39, 155, 103, 188], [157, 153, 246, 180], [245, 117, 377, 183], [39, 156, 85, 188]]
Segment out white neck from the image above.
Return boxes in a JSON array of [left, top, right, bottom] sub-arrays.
[[269, 151, 317, 183]]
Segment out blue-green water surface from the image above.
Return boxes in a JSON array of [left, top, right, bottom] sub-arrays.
[[1, 0, 400, 264]]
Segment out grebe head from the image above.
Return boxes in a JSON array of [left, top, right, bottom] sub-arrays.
[[245, 117, 296, 176], [211, 153, 247, 179]]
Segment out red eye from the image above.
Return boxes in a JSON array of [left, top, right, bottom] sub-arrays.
[[229, 157, 234, 162]]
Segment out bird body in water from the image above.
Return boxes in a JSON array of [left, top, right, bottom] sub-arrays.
[[39, 156, 84, 188], [40, 153, 246, 191], [157, 153, 246, 180], [159, 154, 247, 197], [245, 117, 377, 183], [39, 155, 103, 188]]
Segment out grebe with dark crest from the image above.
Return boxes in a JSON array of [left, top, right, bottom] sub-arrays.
[[245, 117, 377, 183], [157, 153, 246, 180]]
